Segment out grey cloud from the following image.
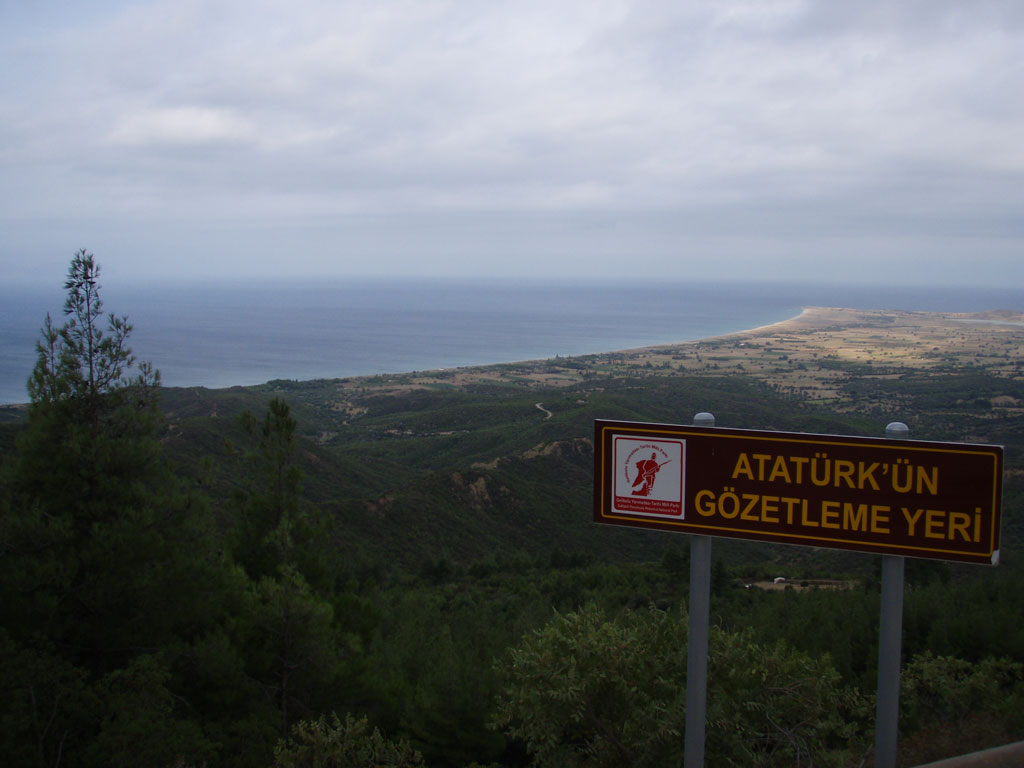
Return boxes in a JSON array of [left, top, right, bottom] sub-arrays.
[[0, 0, 1021, 285]]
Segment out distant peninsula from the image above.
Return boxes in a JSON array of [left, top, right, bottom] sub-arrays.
[[317, 307, 1024, 416]]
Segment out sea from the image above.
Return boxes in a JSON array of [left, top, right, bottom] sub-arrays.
[[2, 277, 1021, 406]]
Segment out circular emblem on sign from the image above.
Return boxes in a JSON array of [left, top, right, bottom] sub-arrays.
[[624, 443, 671, 497]]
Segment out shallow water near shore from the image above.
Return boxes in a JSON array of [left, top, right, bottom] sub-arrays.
[[2, 277, 1021, 405]]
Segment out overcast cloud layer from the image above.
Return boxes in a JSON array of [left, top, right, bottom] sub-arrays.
[[2, 0, 1022, 285]]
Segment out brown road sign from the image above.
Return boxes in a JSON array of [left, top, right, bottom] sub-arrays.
[[594, 420, 1003, 565]]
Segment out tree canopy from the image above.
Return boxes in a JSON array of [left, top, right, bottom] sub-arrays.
[[28, 249, 158, 410]]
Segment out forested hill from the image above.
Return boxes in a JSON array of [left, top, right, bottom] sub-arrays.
[[152, 371, 882, 570], [2, 273, 1023, 767], [151, 305, 1024, 572]]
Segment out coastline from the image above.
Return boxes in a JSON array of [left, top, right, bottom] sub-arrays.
[[4, 306, 1024, 411], [720, 307, 814, 336], [625, 305, 1024, 354], [4, 273, 1023, 406], [376, 305, 1024, 400], [613, 307, 816, 354]]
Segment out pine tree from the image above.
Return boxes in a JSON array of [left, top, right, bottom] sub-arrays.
[[8, 251, 177, 662], [1, 251, 242, 766], [235, 398, 349, 736], [28, 249, 159, 416], [18, 250, 162, 543], [236, 398, 304, 577]]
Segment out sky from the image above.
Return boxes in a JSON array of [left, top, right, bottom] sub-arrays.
[[2, 0, 1022, 286]]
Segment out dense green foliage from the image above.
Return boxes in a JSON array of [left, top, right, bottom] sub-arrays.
[[495, 603, 866, 767], [1, 254, 1022, 766], [273, 713, 425, 768]]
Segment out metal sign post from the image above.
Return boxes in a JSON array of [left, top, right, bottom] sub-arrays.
[[684, 412, 715, 768], [875, 554, 905, 768], [875, 422, 909, 768]]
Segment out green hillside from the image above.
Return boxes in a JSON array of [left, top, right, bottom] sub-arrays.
[[138, 355, 1023, 576]]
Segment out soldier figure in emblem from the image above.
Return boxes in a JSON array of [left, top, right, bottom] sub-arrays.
[[632, 452, 663, 496]]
